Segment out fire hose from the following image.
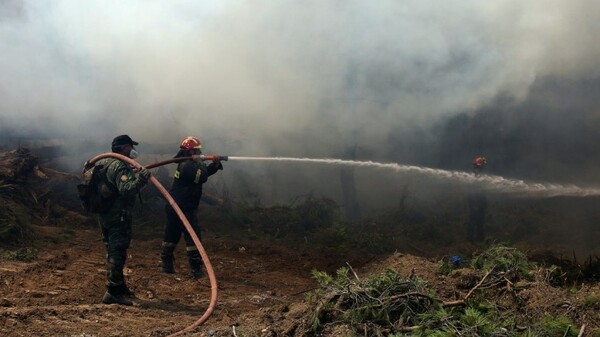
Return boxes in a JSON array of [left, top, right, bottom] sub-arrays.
[[86, 153, 227, 336], [145, 155, 228, 169]]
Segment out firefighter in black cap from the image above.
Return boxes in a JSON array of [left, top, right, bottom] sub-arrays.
[[467, 156, 488, 243], [96, 134, 151, 305]]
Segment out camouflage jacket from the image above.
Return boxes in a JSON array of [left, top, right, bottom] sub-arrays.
[[96, 158, 145, 217]]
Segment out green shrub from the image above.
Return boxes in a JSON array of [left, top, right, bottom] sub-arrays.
[[539, 315, 577, 337], [294, 195, 339, 230], [583, 294, 599, 308], [2, 247, 39, 262], [0, 197, 32, 242], [471, 245, 531, 277], [311, 267, 433, 333]]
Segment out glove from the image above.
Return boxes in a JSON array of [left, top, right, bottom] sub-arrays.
[[212, 157, 224, 170], [137, 168, 151, 184]]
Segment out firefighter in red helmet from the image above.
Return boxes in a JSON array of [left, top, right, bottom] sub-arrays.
[[160, 136, 223, 279], [468, 155, 487, 243], [180, 136, 202, 152]]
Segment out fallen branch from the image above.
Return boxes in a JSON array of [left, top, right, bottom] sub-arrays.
[[442, 300, 466, 307], [465, 267, 495, 300], [442, 266, 516, 311], [399, 326, 420, 332], [388, 291, 435, 303], [577, 324, 586, 337], [288, 287, 319, 297], [346, 262, 360, 281], [354, 291, 435, 311]]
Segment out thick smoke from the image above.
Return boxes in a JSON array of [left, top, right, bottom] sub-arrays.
[[1, 0, 600, 202]]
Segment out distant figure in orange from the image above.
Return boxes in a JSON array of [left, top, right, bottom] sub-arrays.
[[468, 156, 487, 243]]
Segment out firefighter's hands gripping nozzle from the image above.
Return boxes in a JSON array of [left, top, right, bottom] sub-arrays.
[[188, 154, 226, 170]]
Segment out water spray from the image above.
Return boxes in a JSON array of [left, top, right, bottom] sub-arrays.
[[225, 156, 600, 198]]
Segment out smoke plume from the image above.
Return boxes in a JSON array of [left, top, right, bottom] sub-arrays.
[[1, 0, 600, 201]]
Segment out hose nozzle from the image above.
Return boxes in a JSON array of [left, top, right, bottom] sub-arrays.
[[199, 155, 228, 162]]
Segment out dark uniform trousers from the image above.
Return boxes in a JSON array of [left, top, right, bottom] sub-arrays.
[[100, 208, 132, 295], [162, 206, 203, 275]]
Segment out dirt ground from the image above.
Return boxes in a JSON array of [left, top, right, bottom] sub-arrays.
[[2, 219, 599, 337], [0, 218, 336, 337]]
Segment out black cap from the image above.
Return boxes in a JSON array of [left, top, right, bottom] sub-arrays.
[[112, 135, 139, 148]]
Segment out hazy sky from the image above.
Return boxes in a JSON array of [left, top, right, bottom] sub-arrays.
[[2, 0, 598, 152]]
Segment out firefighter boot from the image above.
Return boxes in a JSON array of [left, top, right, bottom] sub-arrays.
[[161, 242, 176, 274], [104, 257, 133, 305], [102, 286, 133, 306], [117, 283, 135, 298], [187, 248, 203, 279]]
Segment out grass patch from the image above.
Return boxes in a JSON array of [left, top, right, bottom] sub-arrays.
[[539, 315, 577, 337], [583, 294, 599, 308], [1, 246, 39, 262], [0, 196, 32, 242]]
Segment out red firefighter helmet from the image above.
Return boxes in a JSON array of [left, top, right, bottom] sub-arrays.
[[472, 155, 487, 168], [180, 136, 203, 150]]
